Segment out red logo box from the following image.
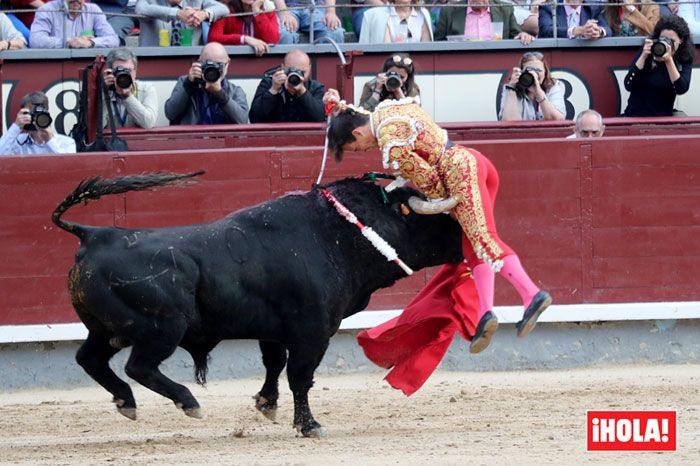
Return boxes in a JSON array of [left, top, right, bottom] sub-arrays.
[[587, 410, 676, 451]]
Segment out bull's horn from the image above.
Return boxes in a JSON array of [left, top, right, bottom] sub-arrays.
[[408, 196, 459, 215]]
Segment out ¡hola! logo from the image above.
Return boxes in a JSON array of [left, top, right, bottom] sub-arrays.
[[587, 411, 677, 451]]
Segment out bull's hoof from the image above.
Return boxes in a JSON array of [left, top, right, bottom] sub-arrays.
[[184, 407, 203, 419], [295, 423, 328, 438], [253, 393, 278, 421], [113, 397, 137, 420], [117, 406, 137, 420]]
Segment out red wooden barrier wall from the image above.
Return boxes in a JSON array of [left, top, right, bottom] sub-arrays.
[[2, 134, 699, 326]]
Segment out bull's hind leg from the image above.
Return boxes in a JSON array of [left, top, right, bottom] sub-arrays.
[[254, 340, 287, 421], [286, 339, 330, 438], [76, 332, 137, 420], [124, 339, 202, 419]]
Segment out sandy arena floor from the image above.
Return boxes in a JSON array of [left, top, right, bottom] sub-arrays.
[[1, 364, 698, 465]]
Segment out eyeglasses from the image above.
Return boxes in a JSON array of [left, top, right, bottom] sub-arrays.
[[392, 55, 413, 66]]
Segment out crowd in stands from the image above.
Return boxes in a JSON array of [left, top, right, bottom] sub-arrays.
[[0, 0, 697, 50], [0, 0, 697, 154]]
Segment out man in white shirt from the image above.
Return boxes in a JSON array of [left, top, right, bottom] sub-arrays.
[[102, 48, 158, 128], [0, 92, 76, 155]]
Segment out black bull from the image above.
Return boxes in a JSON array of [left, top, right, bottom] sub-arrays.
[[52, 171, 462, 437]]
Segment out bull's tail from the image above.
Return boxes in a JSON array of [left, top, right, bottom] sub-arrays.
[[51, 171, 205, 237]]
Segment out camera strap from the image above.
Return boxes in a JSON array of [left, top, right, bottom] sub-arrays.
[[102, 79, 120, 140]]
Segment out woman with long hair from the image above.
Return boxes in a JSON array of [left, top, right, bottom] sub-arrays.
[[499, 51, 565, 121], [359, 53, 420, 111], [602, 0, 659, 37], [623, 14, 696, 116], [208, 0, 280, 56], [322, 90, 552, 394]]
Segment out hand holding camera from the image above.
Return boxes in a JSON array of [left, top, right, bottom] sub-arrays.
[[650, 37, 674, 62], [375, 72, 404, 97], [103, 67, 134, 97], [17, 107, 53, 132], [285, 67, 306, 95]]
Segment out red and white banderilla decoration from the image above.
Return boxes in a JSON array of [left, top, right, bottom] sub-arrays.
[[321, 188, 413, 276]]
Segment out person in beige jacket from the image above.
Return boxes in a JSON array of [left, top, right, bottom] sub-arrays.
[[602, 0, 659, 36]]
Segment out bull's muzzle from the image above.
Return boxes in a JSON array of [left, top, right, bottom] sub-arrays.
[[408, 196, 459, 215]]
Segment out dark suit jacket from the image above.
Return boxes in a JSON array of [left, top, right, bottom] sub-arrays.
[[538, 3, 612, 38], [434, 0, 521, 40]]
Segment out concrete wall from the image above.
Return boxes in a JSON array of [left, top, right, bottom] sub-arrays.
[[1, 320, 698, 391]]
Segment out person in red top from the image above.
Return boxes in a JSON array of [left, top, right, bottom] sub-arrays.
[[209, 0, 280, 56]]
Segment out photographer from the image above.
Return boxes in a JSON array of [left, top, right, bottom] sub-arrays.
[[359, 53, 419, 112], [249, 49, 326, 123], [499, 51, 565, 121], [164, 42, 249, 125], [623, 15, 696, 117], [0, 91, 76, 155], [102, 48, 158, 129]]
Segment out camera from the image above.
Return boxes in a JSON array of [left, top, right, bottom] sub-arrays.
[[113, 66, 133, 89], [384, 71, 402, 91], [23, 106, 53, 131], [201, 60, 224, 83], [651, 37, 674, 58], [518, 67, 537, 88], [285, 67, 304, 87]]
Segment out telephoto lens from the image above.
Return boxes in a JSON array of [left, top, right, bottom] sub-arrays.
[[651, 37, 673, 58], [518, 68, 536, 88], [384, 71, 402, 91], [24, 106, 53, 130], [201, 60, 223, 83], [113, 66, 133, 89], [286, 67, 304, 87]]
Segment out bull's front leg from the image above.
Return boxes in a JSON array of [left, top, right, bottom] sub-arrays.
[[286, 339, 330, 438], [254, 340, 287, 421]]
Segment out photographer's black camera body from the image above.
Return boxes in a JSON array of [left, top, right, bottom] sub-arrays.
[[384, 71, 402, 91], [286, 67, 304, 87], [113, 66, 133, 89], [518, 67, 537, 88], [201, 60, 224, 83], [651, 37, 674, 58], [23, 106, 52, 131]]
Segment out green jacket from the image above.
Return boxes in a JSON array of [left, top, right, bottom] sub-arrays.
[[434, 0, 522, 41]]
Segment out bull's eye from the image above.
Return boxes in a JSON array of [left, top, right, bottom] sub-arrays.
[[400, 203, 410, 216]]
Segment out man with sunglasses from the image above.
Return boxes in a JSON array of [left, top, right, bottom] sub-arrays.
[[165, 41, 249, 125], [0, 92, 76, 155], [102, 48, 158, 129], [249, 48, 326, 123]]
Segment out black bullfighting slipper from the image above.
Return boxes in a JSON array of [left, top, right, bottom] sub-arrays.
[[470, 311, 499, 354], [516, 290, 552, 338]]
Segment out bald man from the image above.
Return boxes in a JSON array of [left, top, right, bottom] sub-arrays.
[[164, 42, 249, 125], [249, 48, 326, 123]]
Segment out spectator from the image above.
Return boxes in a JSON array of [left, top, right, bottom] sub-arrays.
[[359, 53, 420, 111], [434, 0, 535, 45], [0, 12, 27, 50], [249, 48, 325, 122], [679, 0, 700, 35], [135, 0, 229, 46], [30, 0, 119, 48], [209, 0, 280, 55], [352, 0, 386, 38], [102, 48, 158, 129], [623, 15, 696, 117], [509, 0, 541, 36], [273, 0, 345, 44], [7, 0, 42, 43], [602, 0, 659, 36], [538, 0, 612, 39], [164, 41, 249, 124], [568, 109, 605, 138], [94, 0, 137, 45], [359, 0, 433, 43], [499, 51, 566, 121], [0, 91, 76, 155]]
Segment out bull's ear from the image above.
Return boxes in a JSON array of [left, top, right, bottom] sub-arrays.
[[400, 203, 410, 216]]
